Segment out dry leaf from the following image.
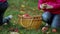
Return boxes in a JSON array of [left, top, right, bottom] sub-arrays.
[[21, 5, 25, 8], [33, 8, 35, 10], [10, 32, 19, 34]]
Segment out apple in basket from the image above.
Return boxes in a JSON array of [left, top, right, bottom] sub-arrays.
[[23, 14, 31, 18]]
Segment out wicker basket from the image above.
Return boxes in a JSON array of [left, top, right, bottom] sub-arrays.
[[18, 15, 42, 29]]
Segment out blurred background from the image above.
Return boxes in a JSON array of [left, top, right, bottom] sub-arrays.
[[0, 0, 60, 34]]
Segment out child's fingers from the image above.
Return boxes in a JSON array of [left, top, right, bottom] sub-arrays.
[[42, 4, 47, 9], [40, 5, 44, 9], [40, 4, 47, 9]]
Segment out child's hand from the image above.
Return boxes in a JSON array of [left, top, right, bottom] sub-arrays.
[[40, 4, 47, 9], [46, 4, 53, 9]]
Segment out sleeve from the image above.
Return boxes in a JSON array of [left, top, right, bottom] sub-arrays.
[[52, 3, 60, 9], [47, 1, 60, 9], [38, 0, 43, 10]]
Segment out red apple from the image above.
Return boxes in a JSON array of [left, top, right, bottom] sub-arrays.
[[23, 14, 31, 18], [14, 28, 19, 32]]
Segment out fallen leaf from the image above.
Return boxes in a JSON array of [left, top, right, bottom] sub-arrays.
[[33, 8, 35, 11], [21, 5, 25, 8]]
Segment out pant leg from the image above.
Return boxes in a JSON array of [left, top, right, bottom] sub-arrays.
[[42, 12, 52, 25], [51, 15, 60, 28], [0, 1, 8, 25]]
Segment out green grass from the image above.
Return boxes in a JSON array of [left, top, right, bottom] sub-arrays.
[[0, 0, 60, 34]]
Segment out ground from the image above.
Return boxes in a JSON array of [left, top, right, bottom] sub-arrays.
[[0, 0, 60, 34]]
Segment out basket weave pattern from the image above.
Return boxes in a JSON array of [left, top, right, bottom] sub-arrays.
[[18, 15, 42, 29]]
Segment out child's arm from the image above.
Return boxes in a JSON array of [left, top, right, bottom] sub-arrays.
[[46, 1, 60, 9], [51, 3, 60, 9]]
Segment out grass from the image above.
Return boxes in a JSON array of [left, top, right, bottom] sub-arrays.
[[0, 0, 60, 34]]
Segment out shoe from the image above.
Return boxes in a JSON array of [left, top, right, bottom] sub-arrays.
[[3, 15, 13, 25], [52, 28, 57, 33], [42, 23, 49, 33]]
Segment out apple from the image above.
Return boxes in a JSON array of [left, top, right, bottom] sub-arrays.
[[23, 14, 31, 18], [14, 28, 19, 32]]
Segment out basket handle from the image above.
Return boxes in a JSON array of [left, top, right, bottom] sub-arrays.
[[20, 17, 33, 27]]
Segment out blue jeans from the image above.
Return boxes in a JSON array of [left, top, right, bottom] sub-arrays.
[[42, 12, 60, 28]]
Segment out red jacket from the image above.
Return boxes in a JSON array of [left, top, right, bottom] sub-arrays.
[[38, 0, 60, 14], [0, 0, 6, 2]]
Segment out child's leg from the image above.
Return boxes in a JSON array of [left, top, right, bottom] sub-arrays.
[[42, 12, 52, 25], [51, 14, 60, 28], [42, 12, 53, 32], [0, 1, 8, 25], [0, 11, 5, 25], [51, 15, 60, 32]]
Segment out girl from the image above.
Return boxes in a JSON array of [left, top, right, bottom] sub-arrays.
[[0, 0, 12, 25], [38, 0, 60, 32]]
